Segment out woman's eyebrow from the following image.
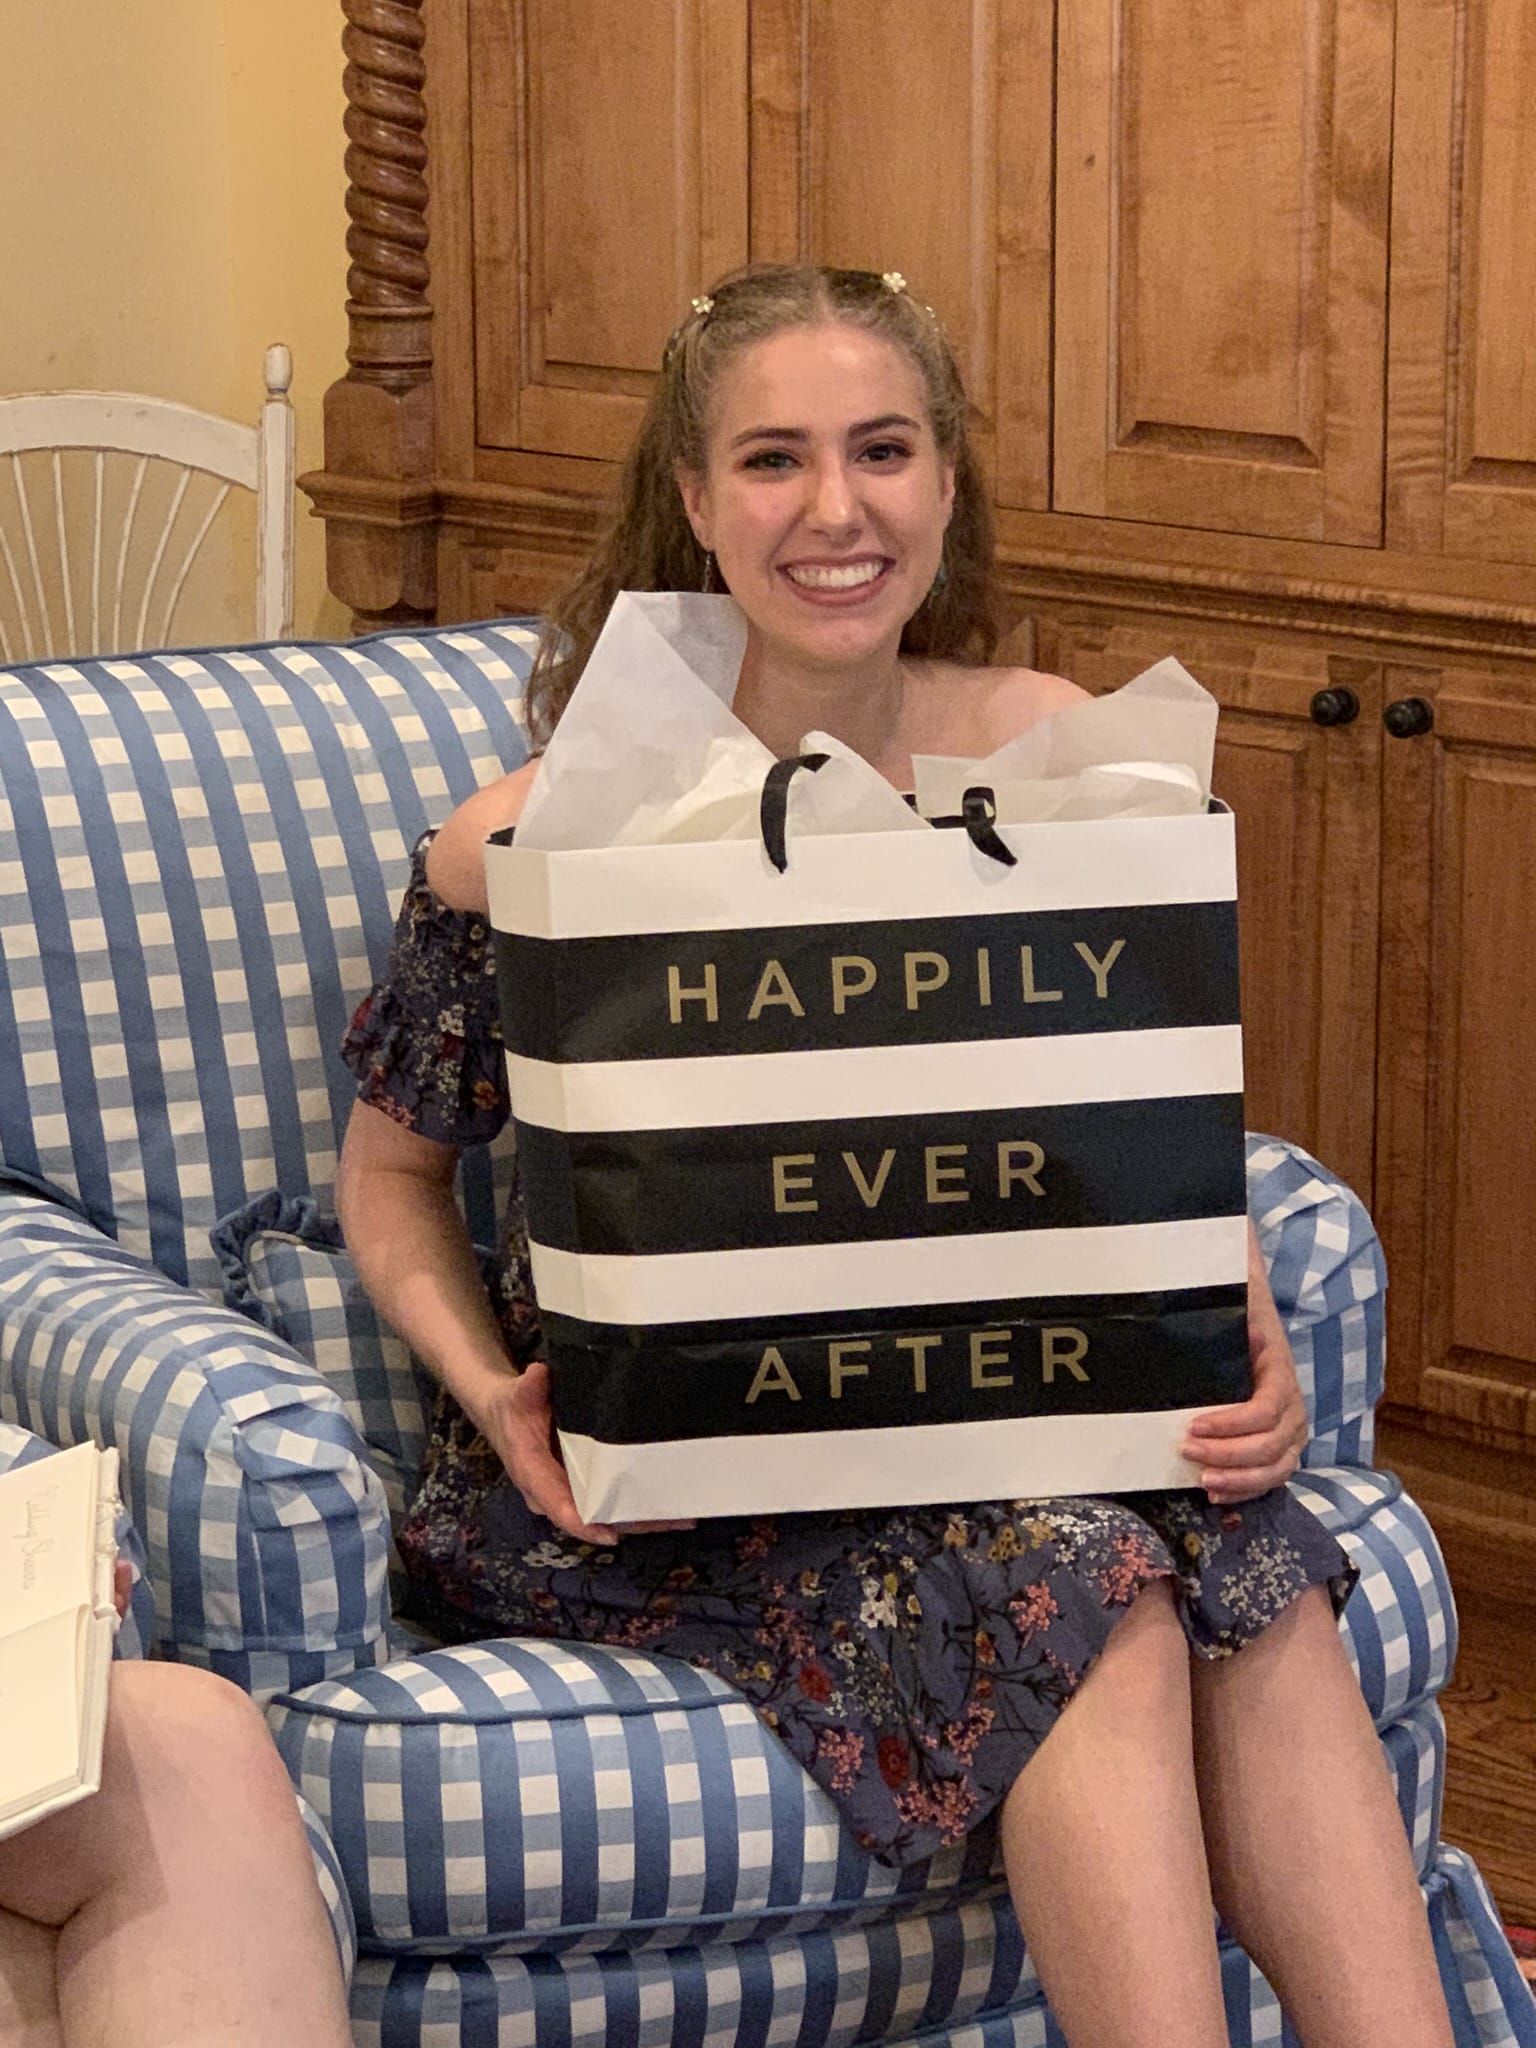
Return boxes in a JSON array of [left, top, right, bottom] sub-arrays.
[[728, 413, 923, 450]]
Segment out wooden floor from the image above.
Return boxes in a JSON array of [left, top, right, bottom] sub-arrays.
[[1439, 1580, 1536, 1928]]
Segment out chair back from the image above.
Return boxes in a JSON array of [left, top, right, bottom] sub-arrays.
[[0, 622, 534, 1291], [0, 345, 294, 661]]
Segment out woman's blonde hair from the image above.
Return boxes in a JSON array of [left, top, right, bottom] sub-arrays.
[[525, 263, 999, 742]]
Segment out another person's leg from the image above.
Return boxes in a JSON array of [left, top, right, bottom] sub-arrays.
[[1190, 1583, 1454, 2048], [0, 1906, 63, 2048], [999, 1579, 1229, 2048], [0, 1662, 354, 2048]]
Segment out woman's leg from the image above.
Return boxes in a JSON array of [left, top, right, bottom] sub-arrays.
[[999, 1579, 1229, 2048], [0, 1662, 354, 2048], [1189, 1583, 1454, 2048], [0, 1907, 64, 2048]]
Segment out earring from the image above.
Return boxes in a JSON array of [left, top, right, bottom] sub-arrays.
[[701, 549, 717, 593], [928, 553, 949, 599]]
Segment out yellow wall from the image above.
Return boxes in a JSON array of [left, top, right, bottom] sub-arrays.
[[1, 0, 350, 641]]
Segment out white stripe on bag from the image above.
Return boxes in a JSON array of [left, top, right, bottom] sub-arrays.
[[528, 1214, 1249, 1326], [490, 810, 1236, 940], [507, 1024, 1244, 1133], [558, 1405, 1211, 1522]]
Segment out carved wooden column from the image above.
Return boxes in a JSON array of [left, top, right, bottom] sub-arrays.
[[303, 0, 439, 632]]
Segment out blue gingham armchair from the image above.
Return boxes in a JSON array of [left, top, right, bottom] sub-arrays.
[[0, 622, 1530, 2047]]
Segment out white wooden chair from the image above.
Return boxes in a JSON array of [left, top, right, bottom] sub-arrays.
[[0, 345, 295, 663]]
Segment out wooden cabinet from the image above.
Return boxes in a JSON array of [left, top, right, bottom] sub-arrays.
[[306, 0, 1536, 1527], [1388, 0, 1536, 563], [1375, 666, 1536, 1434], [1053, 0, 1393, 544], [468, 0, 748, 464]]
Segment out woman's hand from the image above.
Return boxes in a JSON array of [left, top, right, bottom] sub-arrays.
[[465, 1359, 694, 1544], [1181, 1233, 1310, 1504]]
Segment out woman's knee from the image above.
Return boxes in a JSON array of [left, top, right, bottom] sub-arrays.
[[105, 1664, 296, 1825]]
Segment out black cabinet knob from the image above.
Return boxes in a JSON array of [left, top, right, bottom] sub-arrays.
[[1309, 686, 1360, 727], [1383, 696, 1435, 739]]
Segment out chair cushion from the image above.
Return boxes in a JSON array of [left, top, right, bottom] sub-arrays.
[[267, 1466, 1451, 1959], [0, 1416, 155, 1657], [0, 622, 534, 1294], [0, 1193, 389, 1693], [212, 1190, 441, 1530], [336, 1846, 1536, 2048]]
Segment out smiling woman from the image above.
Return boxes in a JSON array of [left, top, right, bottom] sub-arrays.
[[334, 264, 1459, 2048]]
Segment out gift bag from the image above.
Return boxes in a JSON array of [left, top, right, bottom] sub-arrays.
[[489, 595, 1249, 1523]]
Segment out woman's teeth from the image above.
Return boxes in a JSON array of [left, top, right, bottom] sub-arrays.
[[784, 561, 886, 590]]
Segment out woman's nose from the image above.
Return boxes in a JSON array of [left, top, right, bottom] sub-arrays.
[[805, 458, 858, 535]]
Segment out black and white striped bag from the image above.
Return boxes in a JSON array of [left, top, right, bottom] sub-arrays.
[[488, 775, 1249, 1523]]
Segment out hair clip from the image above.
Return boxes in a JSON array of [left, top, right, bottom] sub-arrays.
[[691, 295, 715, 318], [880, 271, 908, 296]]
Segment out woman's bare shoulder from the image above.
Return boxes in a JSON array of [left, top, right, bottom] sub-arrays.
[[976, 664, 1091, 741], [908, 660, 1089, 755], [424, 759, 540, 914]]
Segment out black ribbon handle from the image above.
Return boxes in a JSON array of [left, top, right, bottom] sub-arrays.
[[960, 784, 1018, 867], [760, 752, 830, 872], [760, 759, 1018, 872]]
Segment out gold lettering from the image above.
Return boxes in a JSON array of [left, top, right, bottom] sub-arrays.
[[997, 1140, 1047, 1198], [904, 950, 951, 1010], [831, 955, 877, 1014], [1020, 946, 1063, 1004], [746, 1347, 802, 1403], [896, 1333, 943, 1393], [842, 1149, 896, 1208], [667, 962, 718, 1024], [925, 1144, 970, 1203], [976, 946, 992, 1007], [1074, 938, 1126, 1000], [748, 959, 806, 1020], [829, 1339, 871, 1397], [771, 1154, 818, 1213], [970, 1329, 1014, 1389], [1041, 1327, 1091, 1383]]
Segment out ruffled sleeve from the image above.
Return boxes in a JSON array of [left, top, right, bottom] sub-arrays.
[[342, 831, 510, 1148]]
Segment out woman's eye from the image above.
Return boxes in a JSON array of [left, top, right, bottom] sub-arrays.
[[742, 448, 797, 472], [860, 441, 912, 466]]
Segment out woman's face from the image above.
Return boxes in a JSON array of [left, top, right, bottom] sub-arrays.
[[677, 321, 956, 672]]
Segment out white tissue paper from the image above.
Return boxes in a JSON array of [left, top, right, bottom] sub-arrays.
[[513, 591, 927, 851], [910, 656, 1218, 825]]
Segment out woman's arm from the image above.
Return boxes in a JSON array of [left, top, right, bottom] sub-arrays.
[[336, 1098, 619, 1543], [423, 760, 540, 914]]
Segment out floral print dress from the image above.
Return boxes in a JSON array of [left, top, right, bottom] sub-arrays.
[[343, 834, 1355, 1869]]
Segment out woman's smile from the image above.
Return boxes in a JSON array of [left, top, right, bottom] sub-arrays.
[[779, 554, 894, 601]]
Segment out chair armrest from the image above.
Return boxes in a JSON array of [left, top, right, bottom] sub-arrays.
[[1246, 1134, 1387, 1465], [0, 1194, 390, 1696]]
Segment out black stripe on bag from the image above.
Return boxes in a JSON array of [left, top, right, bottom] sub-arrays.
[[514, 1093, 1247, 1256], [497, 900, 1238, 1063], [546, 1296, 1251, 1443]]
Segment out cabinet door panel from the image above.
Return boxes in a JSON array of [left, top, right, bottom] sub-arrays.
[[470, 0, 748, 462], [1388, 0, 1536, 564], [749, 0, 1054, 508], [1036, 615, 1381, 1194], [1054, 0, 1392, 544], [1376, 669, 1536, 1434]]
